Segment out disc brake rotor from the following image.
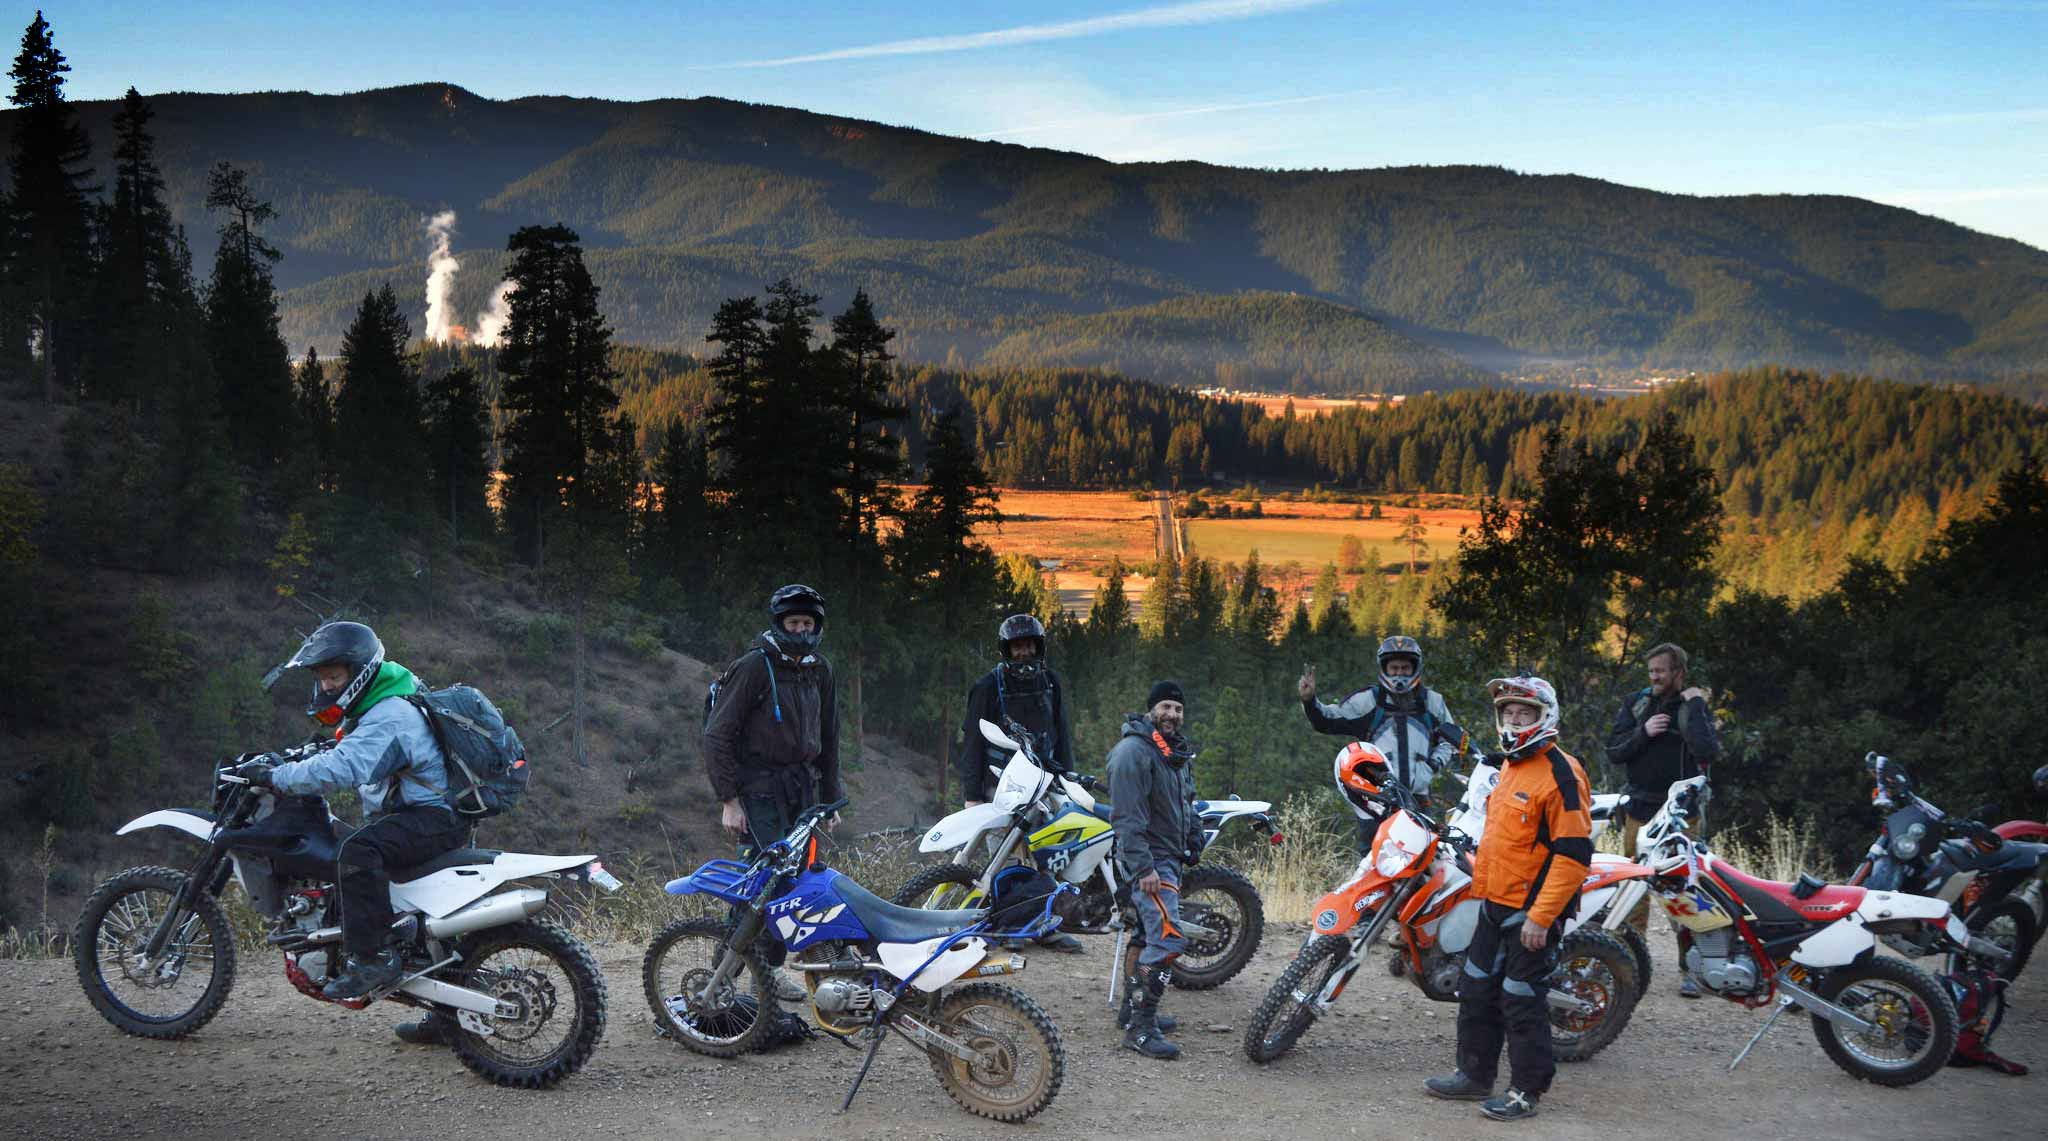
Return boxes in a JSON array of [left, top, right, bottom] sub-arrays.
[[480, 967, 558, 1043]]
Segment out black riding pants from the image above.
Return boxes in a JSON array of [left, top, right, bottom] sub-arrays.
[[1455, 900, 1562, 1095], [336, 806, 468, 959]]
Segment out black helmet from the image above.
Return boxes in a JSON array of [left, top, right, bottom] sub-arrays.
[[280, 621, 384, 726], [767, 584, 826, 656], [998, 613, 1046, 658], [1377, 635, 1423, 695]]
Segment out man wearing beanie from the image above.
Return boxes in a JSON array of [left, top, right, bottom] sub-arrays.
[[1106, 680, 1203, 1059]]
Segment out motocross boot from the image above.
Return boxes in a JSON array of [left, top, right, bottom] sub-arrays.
[[324, 949, 404, 1001], [1116, 945, 1176, 1031], [1121, 967, 1181, 1060], [394, 1013, 453, 1045]]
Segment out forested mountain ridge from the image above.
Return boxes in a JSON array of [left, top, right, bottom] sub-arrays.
[[5, 83, 2043, 387]]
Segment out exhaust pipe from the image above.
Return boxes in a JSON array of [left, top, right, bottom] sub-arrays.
[[424, 888, 548, 939]]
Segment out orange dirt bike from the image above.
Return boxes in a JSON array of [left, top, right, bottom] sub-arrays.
[[1243, 771, 1640, 1063]]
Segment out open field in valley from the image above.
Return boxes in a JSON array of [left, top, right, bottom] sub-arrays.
[[1184, 506, 1480, 570]]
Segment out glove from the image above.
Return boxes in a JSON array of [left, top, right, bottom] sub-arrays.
[[231, 758, 277, 788], [1183, 846, 1201, 867]]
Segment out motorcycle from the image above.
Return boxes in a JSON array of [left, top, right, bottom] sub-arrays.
[[1846, 752, 2048, 979], [643, 797, 1072, 1123], [1243, 772, 1640, 1064], [894, 718, 1273, 991], [1637, 781, 2000, 1086], [75, 745, 615, 1088]]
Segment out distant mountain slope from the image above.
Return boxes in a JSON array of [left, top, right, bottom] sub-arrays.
[[7, 83, 2044, 385]]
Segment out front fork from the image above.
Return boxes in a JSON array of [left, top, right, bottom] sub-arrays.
[[143, 842, 231, 960], [700, 903, 770, 1002]]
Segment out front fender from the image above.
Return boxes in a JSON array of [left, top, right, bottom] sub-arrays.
[[920, 803, 1010, 854], [115, 809, 215, 842]]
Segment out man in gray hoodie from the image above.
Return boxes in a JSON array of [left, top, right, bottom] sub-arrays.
[[1107, 680, 1203, 1060]]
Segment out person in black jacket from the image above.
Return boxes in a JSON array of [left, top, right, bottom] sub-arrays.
[[705, 584, 843, 853], [955, 614, 1075, 805], [1604, 641, 1718, 997]]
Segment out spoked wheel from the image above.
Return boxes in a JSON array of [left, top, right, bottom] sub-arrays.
[[73, 866, 236, 1039], [1169, 865, 1264, 990], [1548, 926, 1639, 1062], [1242, 934, 1351, 1063], [641, 916, 775, 1057], [1965, 898, 2037, 981], [924, 982, 1065, 1123], [891, 864, 986, 910], [449, 918, 606, 1088], [1810, 957, 1958, 1087]]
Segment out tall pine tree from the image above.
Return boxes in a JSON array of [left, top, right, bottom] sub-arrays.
[[6, 11, 94, 400], [333, 285, 428, 512], [203, 162, 295, 465], [422, 364, 492, 543]]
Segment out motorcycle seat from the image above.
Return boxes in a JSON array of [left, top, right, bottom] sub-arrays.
[[829, 873, 988, 944], [1714, 862, 1862, 923], [390, 848, 502, 883]]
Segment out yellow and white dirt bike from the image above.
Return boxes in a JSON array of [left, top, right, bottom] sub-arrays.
[[895, 719, 1273, 991]]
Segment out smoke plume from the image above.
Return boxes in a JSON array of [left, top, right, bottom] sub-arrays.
[[473, 280, 515, 348], [424, 211, 459, 343]]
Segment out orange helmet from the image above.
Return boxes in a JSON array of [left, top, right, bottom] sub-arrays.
[[1334, 741, 1391, 820]]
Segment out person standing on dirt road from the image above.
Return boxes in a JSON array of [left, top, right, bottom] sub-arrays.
[[955, 613, 1085, 953], [1107, 681, 1204, 1061], [1299, 635, 1466, 851], [1603, 641, 1718, 997], [1426, 676, 1594, 1123], [239, 620, 467, 1046]]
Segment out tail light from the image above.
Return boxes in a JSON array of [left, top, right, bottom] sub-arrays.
[[1268, 831, 1287, 846]]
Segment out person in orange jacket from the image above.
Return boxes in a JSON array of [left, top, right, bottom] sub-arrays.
[[1426, 676, 1592, 1123]]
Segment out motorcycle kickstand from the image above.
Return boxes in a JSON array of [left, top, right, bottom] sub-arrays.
[[1727, 995, 1792, 1072], [839, 1021, 888, 1113], [1107, 927, 1129, 1010]]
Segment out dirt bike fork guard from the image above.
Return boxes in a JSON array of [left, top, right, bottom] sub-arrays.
[[1728, 995, 1793, 1072]]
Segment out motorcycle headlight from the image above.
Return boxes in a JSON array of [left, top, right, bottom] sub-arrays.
[[1893, 821, 1925, 861]]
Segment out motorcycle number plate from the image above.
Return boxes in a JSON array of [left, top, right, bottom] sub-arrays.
[[587, 864, 623, 892]]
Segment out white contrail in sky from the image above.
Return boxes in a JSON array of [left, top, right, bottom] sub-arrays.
[[979, 87, 1382, 140], [1826, 106, 2048, 131], [728, 0, 1338, 68]]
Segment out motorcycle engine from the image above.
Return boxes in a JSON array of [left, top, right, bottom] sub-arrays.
[[1414, 949, 1464, 1002], [809, 974, 886, 1035], [1683, 929, 1757, 995]]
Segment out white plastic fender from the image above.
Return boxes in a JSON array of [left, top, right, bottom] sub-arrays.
[[1790, 915, 1877, 968], [920, 803, 1012, 854], [115, 809, 215, 842], [877, 933, 991, 991], [1200, 799, 1273, 816], [388, 852, 591, 919]]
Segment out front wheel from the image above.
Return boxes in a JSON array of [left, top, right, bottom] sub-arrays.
[[1610, 923, 1653, 1000], [642, 916, 775, 1057], [925, 982, 1065, 1122], [1966, 898, 2037, 981], [1549, 926, 1639, 1062], [1169, 865, 1264, 991], [1242, 934, 1352, 1063], [448, 917, 607, 1088], [73, 865, 237, 1040], [1810, 956, 1958, 1087]]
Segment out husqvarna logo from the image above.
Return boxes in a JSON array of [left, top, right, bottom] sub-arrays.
[[926, 828, 943, 845]]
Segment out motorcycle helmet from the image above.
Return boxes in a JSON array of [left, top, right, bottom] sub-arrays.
[[1377, 635, 1423, 695], [1487, 676, 1559, 760], [1334, 740, 1392, 821], [2035, 763, 2048, 799], [281, 621, 385, 727], [767, 584, 826, 656], [997, 613, 1047, 680]]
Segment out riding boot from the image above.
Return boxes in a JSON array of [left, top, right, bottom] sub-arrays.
[[1122, 967, 1181, 1060], [394, 1012, 453, 1045], [1116, 944, 1176, 1031]]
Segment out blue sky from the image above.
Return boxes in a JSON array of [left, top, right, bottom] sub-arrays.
[[29, 1, 2048, 250]]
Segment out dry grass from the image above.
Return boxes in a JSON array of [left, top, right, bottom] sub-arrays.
[[978, 489, 1158, 568], [1711, 812, 1840, 883], [1214, 794, 1359, 925], [1185, 508, 1479, 569], [1226, 394, 1389, 419]]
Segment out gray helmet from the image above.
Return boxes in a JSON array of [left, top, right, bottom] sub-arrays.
[[998, 613, 1048, 682], [278, 621, 384, 725], [767, 584, 825, 656], [1377, 635, 1423, 695]]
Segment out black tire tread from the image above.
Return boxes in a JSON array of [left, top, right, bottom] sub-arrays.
[[891, 863, 984, 909], [926, 982, 1066, 1123], [72, 865, 237, 1040], [1612, 922, 1654, 999], [1242, 934, 1348, 1063], [1550, 925, 1639, 1062], [1810, 955, 1959, 1087], [449, 917, 607, 1089], [1968, 898, 2037, 981], [1169, 864, 1265, 991], [640, 915, 775, 1058]]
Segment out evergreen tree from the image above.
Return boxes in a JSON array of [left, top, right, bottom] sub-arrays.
[[1225, 549, 1280, 642], [496, 224, 621, 569], [293, 347, 334, 493], [1310, 561, 1349, 635], [333, 285, 427, 513], [826, 287, 907, 550], [702, 294, 774, 535], [203, 162, 294, 465], [650, 418, 712, 582], [82, 88, 179, 408], [422, 364, 492, 543], [1087, 556, 1139, 641], [893, 404, 1000, 593], [6, 10, 95, 400]]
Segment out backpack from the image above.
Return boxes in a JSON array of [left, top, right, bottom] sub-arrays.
[[405, 685, 529, 820], [1944, 965, 2026, 1074], [1360, 685, 1443, 742], [1629, 688, 1693, 736], [703, 648, 781, 732]]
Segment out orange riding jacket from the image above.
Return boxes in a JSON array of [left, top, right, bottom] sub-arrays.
[[1468, 744, 1595, 930]]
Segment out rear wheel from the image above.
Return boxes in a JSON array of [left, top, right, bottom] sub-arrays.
[[448, 918, 607, 1088], [925, 983, 1065, 1122], [893, 863, 987, 910], [1810, 956, 1958, 1087], [1549, 926, 1639, 1062], [641, 916, 775, 1057], [1966, 898, 2037, 981], [1242, 934, 1352, 1063], [73, 866, 236, 1040], [1169, 865, 1264, 990]]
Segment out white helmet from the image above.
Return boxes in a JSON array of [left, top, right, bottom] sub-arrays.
[[1487, 676, 1559, 760], [1333, 740, 1393, 822]]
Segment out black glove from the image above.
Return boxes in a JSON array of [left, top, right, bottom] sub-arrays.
[[1183, 846, 1201, 867], [231, 758, 277, 788]]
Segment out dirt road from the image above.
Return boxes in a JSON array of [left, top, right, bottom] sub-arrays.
[[5, 920, 2037, 1140]]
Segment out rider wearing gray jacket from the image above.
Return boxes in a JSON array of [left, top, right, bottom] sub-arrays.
[[1107, 681, 1203, 1061], [1300, 636, 1465, 849]]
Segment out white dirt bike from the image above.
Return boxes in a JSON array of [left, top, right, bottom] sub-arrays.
[[895, 719, 1270, 990], [75, 745, 617, 1088]]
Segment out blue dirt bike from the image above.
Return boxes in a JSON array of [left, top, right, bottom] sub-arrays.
[[641, 798, 1073, 1123]]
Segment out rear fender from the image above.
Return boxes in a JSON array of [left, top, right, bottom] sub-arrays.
[[115, 809, 215, 843], [920, 803, 1010, 854], [1791, 915, 1877, 968], [1994, 821, 2048, 844], [389, 852, 589, 918]]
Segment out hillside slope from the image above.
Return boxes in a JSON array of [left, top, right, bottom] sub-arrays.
[[4, 84, 2043, 383]]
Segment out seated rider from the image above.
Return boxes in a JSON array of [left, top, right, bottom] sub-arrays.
[[237, 621, 464, 1036]]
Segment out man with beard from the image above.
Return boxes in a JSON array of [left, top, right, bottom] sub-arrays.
[[1107, 681, 1203, 1060]]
